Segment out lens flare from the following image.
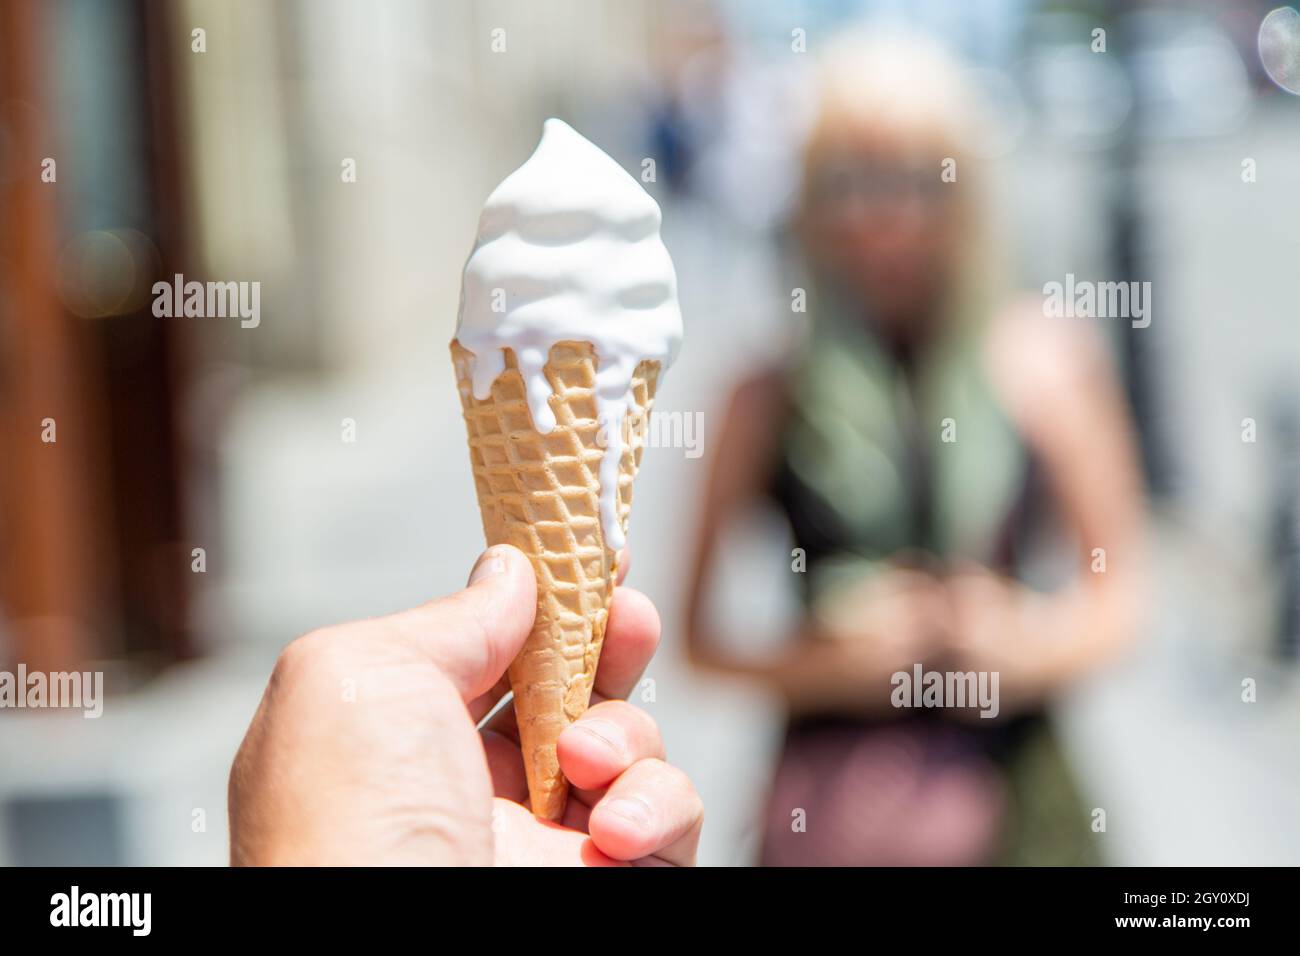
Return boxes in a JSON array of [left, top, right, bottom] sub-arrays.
[[1260, 7, 1300, 94]]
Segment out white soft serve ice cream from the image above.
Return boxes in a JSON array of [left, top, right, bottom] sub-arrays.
[[455, 118, 683, 551]]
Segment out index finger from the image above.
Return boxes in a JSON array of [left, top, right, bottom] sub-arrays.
[[592, 586, 660, 700]]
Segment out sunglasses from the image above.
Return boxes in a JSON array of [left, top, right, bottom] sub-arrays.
[[808, 158, 953, 210]]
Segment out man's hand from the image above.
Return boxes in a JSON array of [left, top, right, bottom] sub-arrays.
[[229, 545, 702, 866]]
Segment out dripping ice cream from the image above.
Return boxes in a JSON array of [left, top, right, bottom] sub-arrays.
[[453, 118, 683, 551], [450, 117, 682, 818]]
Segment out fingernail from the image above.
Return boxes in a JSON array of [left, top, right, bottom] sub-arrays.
[[602, 797, 653, 831], [468, 549, 507, 586], [575, 718, 628, 758]]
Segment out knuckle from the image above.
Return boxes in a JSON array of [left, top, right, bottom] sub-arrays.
[[646, 757, 692, 793], [649, 759, 704, 825], [589, 699, 662, 746], [273, 627, 346, 682]]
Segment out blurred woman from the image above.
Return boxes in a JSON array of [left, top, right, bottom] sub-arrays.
[[684, 32, 1146, 866]]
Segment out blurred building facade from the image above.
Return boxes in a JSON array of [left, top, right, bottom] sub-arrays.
[[2, 0, 1299, 865]]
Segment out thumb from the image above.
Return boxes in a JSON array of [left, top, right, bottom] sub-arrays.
[[383, 545, 537, 701]]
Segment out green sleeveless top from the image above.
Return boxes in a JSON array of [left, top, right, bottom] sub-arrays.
[[768, 293, 1099, 864], [778, 292, 1027, 608]]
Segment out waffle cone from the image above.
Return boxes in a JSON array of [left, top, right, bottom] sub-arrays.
[[451, 339, 659, 820]]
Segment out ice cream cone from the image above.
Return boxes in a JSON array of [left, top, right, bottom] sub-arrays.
[[449, 118, 679, 818], [451, 338, 659, 820]]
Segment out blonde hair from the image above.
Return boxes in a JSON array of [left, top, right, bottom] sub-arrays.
[[807, 29, 979, 161], [802, 28, 1004, 333]]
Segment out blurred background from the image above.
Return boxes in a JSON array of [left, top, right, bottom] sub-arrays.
[[2, 0, 1300, 866]]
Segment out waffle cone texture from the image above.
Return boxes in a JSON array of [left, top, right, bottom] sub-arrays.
[[451, 339, 660, 820]]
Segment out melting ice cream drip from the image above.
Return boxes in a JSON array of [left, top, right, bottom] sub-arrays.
[[593, 353, 637, 552], [455, 118, 682, 551]]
